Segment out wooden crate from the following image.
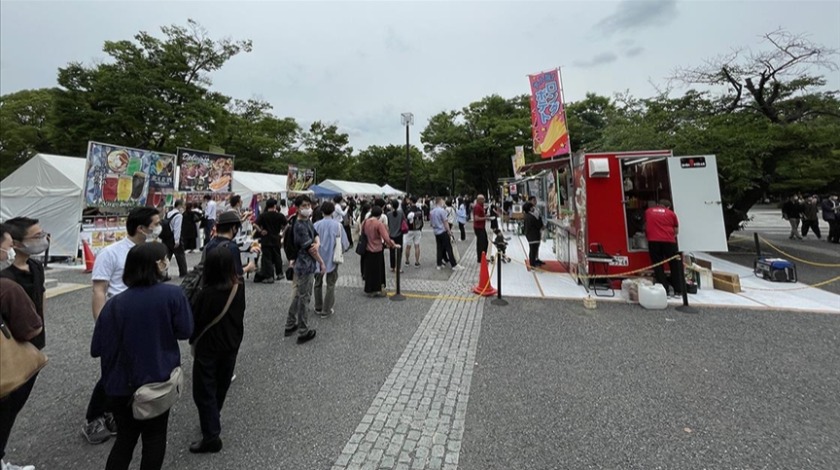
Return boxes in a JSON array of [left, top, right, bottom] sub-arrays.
[[712, 271, 741, 293]]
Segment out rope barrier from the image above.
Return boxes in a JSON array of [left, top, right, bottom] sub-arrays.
[[756, 235, 840, 268], [505, 254, 682, 280]]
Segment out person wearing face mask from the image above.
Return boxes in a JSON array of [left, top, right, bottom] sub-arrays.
[[91, 242, 193, 470], [203, 211, 257, 281], [81, 207, 161, 445], [0, 224, 44, 470], [1, 217, 49, 351], [284, 196, 326, 344]]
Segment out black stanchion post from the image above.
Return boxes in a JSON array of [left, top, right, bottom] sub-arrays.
[[675, 252, 698, 314], [390, 246, 406, 302], [43, 233, 51, 270], [754, 232, 762, 258], [491, 251, 508, 306]]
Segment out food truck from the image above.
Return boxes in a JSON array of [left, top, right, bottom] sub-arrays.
[[513, 150, 728, 284]]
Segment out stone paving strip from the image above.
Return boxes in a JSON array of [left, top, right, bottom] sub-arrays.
[[332, 241, 482, 470], [334, 275, 452, 294]]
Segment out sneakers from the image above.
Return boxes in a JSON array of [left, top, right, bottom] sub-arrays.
[[1, 460, 35, 470], [414, 262, 421, 268], [231, 373, 237, 383], [284, 324, 299, 337], [405, 260, 410, 266], [81, 417, 111, 444], [104, 413, 117, 436], [436, 265, 443, 270], [316, 308, 334, 318], [297, 330, 317, 344], [452, 265, 465, 271]]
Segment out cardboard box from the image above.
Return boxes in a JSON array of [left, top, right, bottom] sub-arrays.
[[712, 271, 741, 293]]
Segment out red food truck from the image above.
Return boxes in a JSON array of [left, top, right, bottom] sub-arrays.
[[514, 150, 728, 286]]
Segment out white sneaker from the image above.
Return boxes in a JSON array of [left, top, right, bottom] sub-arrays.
[[2, 460, 36, 470], [452, 265, 465, 271]]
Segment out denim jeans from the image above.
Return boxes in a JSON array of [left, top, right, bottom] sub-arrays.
[[314, 269, 339, 313]]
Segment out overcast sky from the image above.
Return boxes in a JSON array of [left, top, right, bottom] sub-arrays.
[[2, 0, 839, 153]]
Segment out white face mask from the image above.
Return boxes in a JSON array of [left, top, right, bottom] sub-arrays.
[[300, 208, 313, 218], [146, 225, 162, 241], [17, 238, 49, 255], [0, 247, 14, 270]]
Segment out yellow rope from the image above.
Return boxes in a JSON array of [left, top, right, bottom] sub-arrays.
[[756, 235, 840, 268]]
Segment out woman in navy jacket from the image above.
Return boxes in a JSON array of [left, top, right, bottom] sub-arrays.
[[91, 242, 193, 470]]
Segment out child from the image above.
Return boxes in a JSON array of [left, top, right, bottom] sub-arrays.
[[492, 228, 511, 263]]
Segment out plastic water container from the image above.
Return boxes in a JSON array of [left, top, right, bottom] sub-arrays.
[[639, 284, 668, 310]]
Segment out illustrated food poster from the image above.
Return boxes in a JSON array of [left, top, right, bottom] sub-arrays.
[[287, 165, 315, 192], [84, 142, 176, 208], [177, 148, 235, 193], [80, 216, 128, 255]]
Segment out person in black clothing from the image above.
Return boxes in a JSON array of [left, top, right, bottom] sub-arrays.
[[254, 198, 287, 284], [0, 217, 47, 350], [781, 195, 804, 240], [188, 245, 246, 454], [182, 202, 203, 252], [523, 202, 544, 268]]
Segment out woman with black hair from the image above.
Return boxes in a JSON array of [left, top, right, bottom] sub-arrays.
[[188, 246, 246, 454], [91, 242, 193, 470], [361, 205, 400, 297]]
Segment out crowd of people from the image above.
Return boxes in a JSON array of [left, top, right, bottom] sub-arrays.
[[0, 189, 522, 470], [781, 193, 839, 243]]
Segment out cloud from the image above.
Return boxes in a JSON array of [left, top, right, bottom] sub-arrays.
[[625, 46, 645, 57], [574, 52, 619, 68], [384, 27, 413, 54], [596, 0, 678, 35]]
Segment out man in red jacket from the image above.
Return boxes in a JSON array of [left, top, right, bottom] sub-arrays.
[[645, 199, 683, 296]]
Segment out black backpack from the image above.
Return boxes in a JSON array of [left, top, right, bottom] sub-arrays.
[[159, 211, 177, 250], [283, 218, 298, 261], [411, 207, 424, 230], [180, 240, 231, 307]]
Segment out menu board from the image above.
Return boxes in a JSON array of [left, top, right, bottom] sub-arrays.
[[79, 216, 128, 255], [84, 142, 176, 208], [177, 148, 235, 193]]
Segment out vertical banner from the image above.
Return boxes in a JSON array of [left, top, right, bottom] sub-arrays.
[[176, 148, 235, 194], [286, 165, 315, 192], [511, 145, 526, 178], [570, 150, 588, 281], [84, 141, 176, 208], [528, 69, 570, 159]]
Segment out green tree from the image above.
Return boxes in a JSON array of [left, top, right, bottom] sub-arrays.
[[217, 99, 301, 173], [299, 121, 353, 181], [0, 88, 58, 178], [51, 19, 251, 157]]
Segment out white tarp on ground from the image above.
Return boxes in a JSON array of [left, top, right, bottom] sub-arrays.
[[319, 179, 386, 196], [0, 154, 86, 257], [380, 184, 405, 197]]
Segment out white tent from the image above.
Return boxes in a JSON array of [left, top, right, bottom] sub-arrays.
[[380, 184, 405, 197], [0, 154, 87, 257], [231, 171, 288, 207], [319, 179, 385, 196]]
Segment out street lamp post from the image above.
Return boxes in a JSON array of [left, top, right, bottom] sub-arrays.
[[401, 112, 414, 194]]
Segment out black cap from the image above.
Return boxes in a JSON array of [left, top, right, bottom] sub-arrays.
[[217, 211, 241, 225], [266, 198, 278, 208]]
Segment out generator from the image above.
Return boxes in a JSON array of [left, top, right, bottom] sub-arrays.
[[754, 257, 797, 283]]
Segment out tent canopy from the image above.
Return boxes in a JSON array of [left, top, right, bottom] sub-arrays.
[[319, 179, 385, 196], [231, 171, 288, 207], [309, 184, 341, 199], [380, 184, 405, 197], [0, 154, 87, 257]]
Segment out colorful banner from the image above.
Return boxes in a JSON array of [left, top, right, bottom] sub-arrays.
[[512, 145, 526, 178], [528, 69, 570, 159], [286, 165, 315, 192], [80, 216, 128, 255], [177, 148, 234, 193], [84, 142, 176, 208]]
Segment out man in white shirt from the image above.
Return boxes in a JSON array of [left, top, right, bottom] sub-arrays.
[[82, 207, 161, 445], [202, 194, 217, 249], [165, 200, 188, 277], [332, 195, 346, 223]]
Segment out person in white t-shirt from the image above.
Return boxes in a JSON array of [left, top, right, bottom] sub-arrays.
[[82, 207, 161, 445], [202, 195, 217, 249]]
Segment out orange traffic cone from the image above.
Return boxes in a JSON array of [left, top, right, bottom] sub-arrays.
[[82, 240, 96, 273], [472, 251, 497, 296]]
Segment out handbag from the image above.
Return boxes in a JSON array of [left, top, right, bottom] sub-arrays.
[[400, 217, 409, 234], [355, 220, 369, 256], [333, 235, 344, 265], [0, 320, 48, 398], [132, 366, 184, 420], [190, 284, 239, 356]]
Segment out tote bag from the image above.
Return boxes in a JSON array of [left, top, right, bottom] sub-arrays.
[[0, 321, 48, 398], [333, 235, 344, 264]]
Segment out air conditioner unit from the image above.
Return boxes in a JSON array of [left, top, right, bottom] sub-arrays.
[[588, 158, 610, 178]]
